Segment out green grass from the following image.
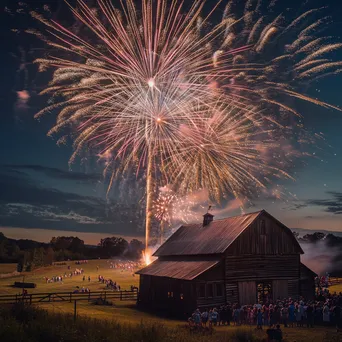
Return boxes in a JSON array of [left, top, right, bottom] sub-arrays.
[[0, 261, 341, 341], [0, 304, 340, 342], [0, 260, 139, 294]]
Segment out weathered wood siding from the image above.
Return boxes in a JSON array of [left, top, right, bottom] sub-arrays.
[[300, 280, 315, 300], [226, 282, 238, 303], [225, 255, 300, 281], [138, 275, 196, 315], [273, 280, 289, 300], [196, 262, 224, 281], [288, 279, 299, 298], [227, 213, 301, 255], [238, 281, 256, 304]]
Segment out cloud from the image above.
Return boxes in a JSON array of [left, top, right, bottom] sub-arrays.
[[2, 164, 101, 183], [307, 191, 342, 215], [3, 204, 105, 225], [0, 171, 143, 235], [282, 191, 342, 215], [282, 203, 308, 211]]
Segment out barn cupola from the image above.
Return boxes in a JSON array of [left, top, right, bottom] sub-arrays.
[[203, 212, 214, 226]]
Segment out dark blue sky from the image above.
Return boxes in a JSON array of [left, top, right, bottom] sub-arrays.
[[0, 0, 341, 242]]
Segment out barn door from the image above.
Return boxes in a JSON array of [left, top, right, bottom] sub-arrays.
[[238, 281, 256, 304], [273, 280, 288, 300]]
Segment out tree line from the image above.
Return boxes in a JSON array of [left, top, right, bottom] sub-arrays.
[[0, 233, 144, 272]]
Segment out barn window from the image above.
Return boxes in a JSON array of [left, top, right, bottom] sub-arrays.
[[207, 283, 214, 297], [260, 219, 266, 235], [216, 283, 223, 297], [199, 284, 206, 298]]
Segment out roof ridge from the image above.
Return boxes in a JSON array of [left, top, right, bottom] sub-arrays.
[[181, 209, 264, 226]]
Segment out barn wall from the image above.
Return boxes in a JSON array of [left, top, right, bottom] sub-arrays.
[[227, 213, 301, 255], [196, 262, 224, 281], [238, 281, 256, 304], [225, 255, 300, 281], [195, 262, 225, 308], [226, 282, 238, 304], [300, 279, 315, 300], [273, 280, 289, 300], [138, 275, 196, 315], [300, 264, 316, 300]]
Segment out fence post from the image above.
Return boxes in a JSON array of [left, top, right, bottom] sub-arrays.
[[120, 291, 122, 301], [74, 300, 77, 322], [104, 292, 106, 301], [70, 292, 72, 303], [88, 291, 90, 302]]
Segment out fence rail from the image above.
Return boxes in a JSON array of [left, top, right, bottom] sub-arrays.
[[0, 290, 138, 305]]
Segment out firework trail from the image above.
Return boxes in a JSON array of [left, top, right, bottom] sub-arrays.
[[27, 0, 341, 257]]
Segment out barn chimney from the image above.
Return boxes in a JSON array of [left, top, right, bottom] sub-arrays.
[[203, 212, 214, 226]]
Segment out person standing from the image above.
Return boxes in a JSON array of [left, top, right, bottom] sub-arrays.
[[281, 305, 288, 328], [201, 309, 209, 327], [257, 309, 263, 330], [306, 304, 314, 328], [323, 303, 330, 325], [288, 302, 295, 328]]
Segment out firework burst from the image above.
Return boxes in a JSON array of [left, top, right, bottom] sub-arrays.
[[29, 0, 341, 255]]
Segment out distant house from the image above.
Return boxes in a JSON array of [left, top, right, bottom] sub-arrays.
[[137, 210, 316, 315]]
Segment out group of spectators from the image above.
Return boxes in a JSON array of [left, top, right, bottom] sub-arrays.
[[98, 275, 121, 291], [189, 292, 342, 333], [75, 260, 88, 265], [108, 260, 140, 275], [73, 286, 90, 293], [44, 268, 84, 283]]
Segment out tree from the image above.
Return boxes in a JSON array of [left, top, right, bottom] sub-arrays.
[[125, 239, 144, 260], [44, 246, 55, 265], [51, 236, 84, 252], [68, 237, 85, 253], [98, 237, 129, 257], [301, 232, 325, 243]]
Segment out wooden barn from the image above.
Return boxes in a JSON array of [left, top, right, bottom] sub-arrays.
[[137, 210, 316, 315]]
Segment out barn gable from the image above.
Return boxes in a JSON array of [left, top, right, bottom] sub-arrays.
[[227, 211, 304, 255], [154, 210, 303, 257]]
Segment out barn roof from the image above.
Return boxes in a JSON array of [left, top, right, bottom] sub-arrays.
[[136, 259, 220, 280], [154, 210, 303, 256], [154, 211, 261, 256]]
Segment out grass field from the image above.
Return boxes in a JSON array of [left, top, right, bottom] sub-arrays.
[[330, 283, 342, 294], [0, 261, 341, 341], [0, 260, 139, 295], [0, 263, 18, 275]]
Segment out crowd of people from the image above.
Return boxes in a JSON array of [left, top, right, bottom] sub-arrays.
[[108, 260, 141, 275], [44, 268, 84, 283], [189, 291, 342, 334], [98, 275, 121, 290], [75, 260, 88, 265]]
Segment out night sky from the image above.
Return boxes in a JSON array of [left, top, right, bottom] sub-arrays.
[[0, 0, 341, 244]]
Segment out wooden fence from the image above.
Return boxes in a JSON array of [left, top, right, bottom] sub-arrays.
[[0, 290, 138, 305], [329, 277, 342, 286]]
